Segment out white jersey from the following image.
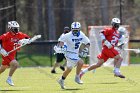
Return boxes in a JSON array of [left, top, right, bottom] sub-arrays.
[[59, 31, 90, 68], [58, 33, 66, 45], [59, 31, 90, 54]]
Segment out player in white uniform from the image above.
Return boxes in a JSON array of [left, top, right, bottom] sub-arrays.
[[58, 22, 90, 89], [51, 27, 70, 73]]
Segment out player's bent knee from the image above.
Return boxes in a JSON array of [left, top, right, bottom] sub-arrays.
[[119, 57, 123, 62], [10, 61, 19, 68], [78, 60, 84, 65]]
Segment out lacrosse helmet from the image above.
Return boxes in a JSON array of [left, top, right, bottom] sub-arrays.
[[111, 18, 120, 29], [8, 21, 20, 34], [64, 26, 70, 34], [71, 22, 81, 36]]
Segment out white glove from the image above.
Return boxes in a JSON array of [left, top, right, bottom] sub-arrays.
[[18, 39, 30, 45], [53, 45, 66, 53], [53, 45, 62, 53], [0, 48, 8, 57], [79, 48, 88, 57], [104, 40, 112, 49]]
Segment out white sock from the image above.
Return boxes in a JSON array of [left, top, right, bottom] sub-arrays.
[[82, 68, 89, 74], [8, 76, 12, 79], [114, 67, 120, 73], [76, 75, 79, 77]]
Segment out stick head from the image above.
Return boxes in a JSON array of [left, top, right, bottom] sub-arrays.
[[29, 35, 42, 43]]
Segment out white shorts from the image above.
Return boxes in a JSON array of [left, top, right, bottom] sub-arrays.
[[65, 52, 81, 69]]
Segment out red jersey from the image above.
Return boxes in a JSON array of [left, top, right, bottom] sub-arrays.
[[102, 27, 119, 47], [0, 31, 29, 52], [97, 27, 120, 62], [0, 31, 30, 66]]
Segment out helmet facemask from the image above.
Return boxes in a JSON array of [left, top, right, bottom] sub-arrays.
[[72, 28, 80, 36], [112, 23, 120, 29], [10, 27, 19, 34]]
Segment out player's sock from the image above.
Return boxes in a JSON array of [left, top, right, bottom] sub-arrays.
[[82, 68, 89, 74], [76, 75, 79, 78], [8, 76, 12, 79], [114, 67, 120, 73]]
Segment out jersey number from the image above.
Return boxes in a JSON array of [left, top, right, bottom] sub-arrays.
[[111, 36, 118, 46], [75, 42, 80, 49]]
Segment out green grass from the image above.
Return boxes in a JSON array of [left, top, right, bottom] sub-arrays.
[[130, 56, 140, 64], [0, 66, 140, 93], [16, 53, 140, 67]]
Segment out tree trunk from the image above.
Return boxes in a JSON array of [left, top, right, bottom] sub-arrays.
[[100, 0, 109, 25], [47, 0, 56, 40], [37, 0, 44, 40]]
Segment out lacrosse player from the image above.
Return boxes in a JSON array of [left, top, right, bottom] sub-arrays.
[[57, 22, 90, 89], [0, 21, 30, 86], [80, 18, 126, 80], [51, 26, 70, 73]]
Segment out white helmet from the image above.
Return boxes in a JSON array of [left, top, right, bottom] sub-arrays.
[[118, 26, 126, 35], [8, 21, 20, 33], [71, 22, 81, 36], [111, 18, 120, 29], [8, 21, 20, 28]]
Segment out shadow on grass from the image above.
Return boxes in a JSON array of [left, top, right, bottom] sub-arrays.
[[65, 88, 82, 90], [95, 82, 119, 84], [0, 89, 28, 91], [59, 88, 84, 92], [85, 82, 118, 85]]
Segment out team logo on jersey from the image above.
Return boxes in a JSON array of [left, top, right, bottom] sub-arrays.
[[11, 38, 19, 43], [72, 38, 83, 42]]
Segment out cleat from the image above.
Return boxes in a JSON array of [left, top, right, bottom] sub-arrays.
[[79, 71, 84, 79], [60, 66, 65, 71], [114, 74, 125, 78], [6, 78, 14, 86], [51, 70, 56, 73], [58, 79, 65, 89], [75, 76, 83, 84], [114, 72, 125, 78]]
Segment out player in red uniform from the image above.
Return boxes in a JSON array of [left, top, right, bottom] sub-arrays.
[[0, 21, 30, 86], [80, 18, 125, 81]]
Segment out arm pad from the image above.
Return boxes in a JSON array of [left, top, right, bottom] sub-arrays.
[[100, 33, 105, 41], [104, 40, 112, 49], [0, 44, 8, 57]]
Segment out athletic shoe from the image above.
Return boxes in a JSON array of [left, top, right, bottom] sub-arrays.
[[60, 66, 65, 71], [51, 70, 56, 73], [114, 72, 125, 78], [6, 78, 14, 86], [75, 76, 83, 84], [58, 79, 65, 89]]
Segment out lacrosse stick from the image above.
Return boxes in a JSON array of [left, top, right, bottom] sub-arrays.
[[124, 48, 140, 54], [8, 35, 41, 54]]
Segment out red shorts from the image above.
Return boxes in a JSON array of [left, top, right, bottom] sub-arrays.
[[97, 47, 119, 62], [2, 53, 15, 66]]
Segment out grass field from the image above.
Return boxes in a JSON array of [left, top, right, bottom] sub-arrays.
[[15, 52, 140, 67], [0, 65, 140, 93]]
